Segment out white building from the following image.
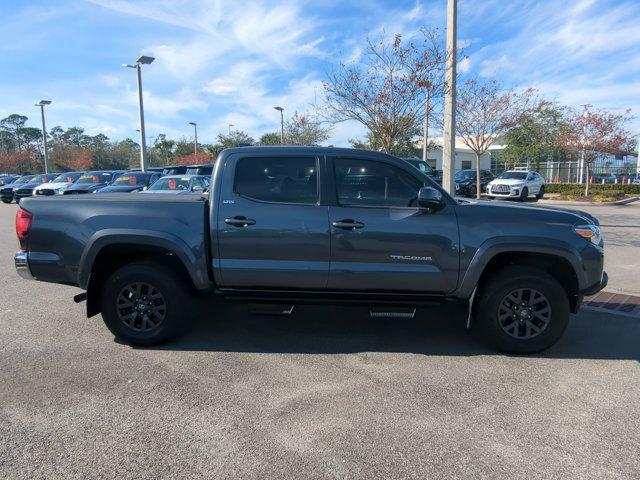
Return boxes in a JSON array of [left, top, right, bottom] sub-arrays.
[[419, 136, 506, 171]]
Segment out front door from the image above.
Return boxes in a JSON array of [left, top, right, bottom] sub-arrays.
[[217, 154, 330, 289], [327, 157, 460, 293]]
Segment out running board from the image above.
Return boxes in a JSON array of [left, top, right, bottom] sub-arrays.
[[369, 307, 416, 319], [250, 304, 296, 316]]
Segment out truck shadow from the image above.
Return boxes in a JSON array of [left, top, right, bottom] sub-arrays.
[[145, 302, 640, 361]]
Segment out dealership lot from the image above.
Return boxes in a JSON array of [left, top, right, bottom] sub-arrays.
[[1, 202, 639, 479]]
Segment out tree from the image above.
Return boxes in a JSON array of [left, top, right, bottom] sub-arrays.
[[258, 132, 281, 146], [500, 102, 567, 170], [174, 151, 212, 166], [456, 79, 537, 199], [321, 29, 446, 153], [558, 107, 636, 196], [349, 123, 421, 157], [284, 113, 332, 145], [151, 134, 175, 165]]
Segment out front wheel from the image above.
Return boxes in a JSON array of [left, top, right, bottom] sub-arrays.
[[1, 198, 11, 204], [518, 187, 528, 202], [474, 266, 570, 354], [536, 185, 546, 200], [100, 262, 191, 345]]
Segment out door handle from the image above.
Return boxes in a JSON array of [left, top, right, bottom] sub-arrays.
[[225, 216, 256, 227], [332, 219, 365, 230]]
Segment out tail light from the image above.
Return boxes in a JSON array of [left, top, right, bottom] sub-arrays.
[[15, 208, 32, 251]]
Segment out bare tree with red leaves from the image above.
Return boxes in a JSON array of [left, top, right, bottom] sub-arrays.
[[321, 29, 446, 154], [456, 78, 538, 199], [558, 107, 636, 196]]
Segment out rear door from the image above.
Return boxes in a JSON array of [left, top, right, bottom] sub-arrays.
[[327, 156, 460, 293], [216, 153, 330, 289]]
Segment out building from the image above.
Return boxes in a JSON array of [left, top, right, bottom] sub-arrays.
[[419, 136, 506, 171]]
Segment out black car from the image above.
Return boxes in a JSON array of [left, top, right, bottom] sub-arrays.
[[13, 173, 59, 203], [162, 165, 189, 176], [185, 163, 214, 176], [1, 175, 36, 203], [63, 171, 123, 194], [96, 171, 161, 193], [454, 169, 494, 197]]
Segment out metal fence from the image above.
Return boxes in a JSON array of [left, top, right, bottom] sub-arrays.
[[491, 161, 639, 184]]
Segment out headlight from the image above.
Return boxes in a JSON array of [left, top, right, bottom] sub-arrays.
[[574, 225, 602, 245]]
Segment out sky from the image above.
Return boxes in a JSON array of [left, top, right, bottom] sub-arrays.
[[0, 0, 639, 147]]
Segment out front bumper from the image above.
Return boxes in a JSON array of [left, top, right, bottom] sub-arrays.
[[580, 271, 608, 296], [15, 251, 34, 280], [487, 186, 521, 197]]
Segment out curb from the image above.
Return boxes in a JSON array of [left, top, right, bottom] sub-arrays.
[[535, 196, 639, 206]]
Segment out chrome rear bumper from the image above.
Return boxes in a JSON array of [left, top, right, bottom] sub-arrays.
[[15, 251, 34, 280]]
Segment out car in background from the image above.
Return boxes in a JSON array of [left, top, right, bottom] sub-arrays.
[[63, 171, 123, 194], [1, 175, 35, 203], [486, 170, 546, 201], [0, 175, 20, 187], [454, 169, 494, 198], [13, 173, 58, 203], [162, 165, 189, 176], [96, 171, 161, 193], [185, 163, 214, 176], [34, 172, 85, 196], [401, 157, 437, 177], [140, 175, 209, 194], [591, 173, 616, 184]]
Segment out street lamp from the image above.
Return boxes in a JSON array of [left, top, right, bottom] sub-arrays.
[[189, 122, 198, 153], [123, 55, 155, 172], [441, 0, 457, 195], [228, 124, 234, 136], [34, 100, 51, 173], [274, 106, 284, 144]]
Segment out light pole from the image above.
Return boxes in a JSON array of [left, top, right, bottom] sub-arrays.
[[274, 106, 284, 144], [34, 100, 51, 173], [228, 124, 234, 136], [577, 104, 590, 184], [123, 55, 155, 172], [442, 0, 457, 195], [422, 88, 430, 163], [189, 122, 198, 153]]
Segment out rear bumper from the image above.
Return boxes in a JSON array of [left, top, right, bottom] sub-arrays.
[[14, 251, 34, 280], [579, 271, 608, 296]]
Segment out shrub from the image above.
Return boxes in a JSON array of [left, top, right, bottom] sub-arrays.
[[545, 183, 640, 195]]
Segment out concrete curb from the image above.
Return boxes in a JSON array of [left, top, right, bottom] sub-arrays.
[[535, 196, 639, 207]]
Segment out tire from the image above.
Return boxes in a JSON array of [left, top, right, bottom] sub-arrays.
[[518, 187, 528, 202], [100, 261, 191, 346], [474, 266, 570, 354], [1, 198, 11, 204], [535, 185, 545, 200]]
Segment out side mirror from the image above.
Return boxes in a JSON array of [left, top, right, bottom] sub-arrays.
[[418, 186, 444, 211], [142, 186, 148, 191]]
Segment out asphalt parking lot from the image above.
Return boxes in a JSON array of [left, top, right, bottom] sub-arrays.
[[1, 201, 639, 479]]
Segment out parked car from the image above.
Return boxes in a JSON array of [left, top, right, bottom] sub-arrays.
[[1, 175, 35, 203], [590, 173, 616, 184], [34, 172, 85, 196], [63, 171, 123, 194], [486, 170, 546, 201], [13, 173, 58, 203], [185, 163, 214, 176], [162, 165, 189, 176], [0, 175, 20, 187], [454, 169, 494, 198], [140, 175, 209, 194], [14, 146, 606, 354], [96, 171, 161, 193], [400, 157, 437, 178]]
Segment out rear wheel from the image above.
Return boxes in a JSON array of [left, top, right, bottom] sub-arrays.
[[535, 185, 545, 200], [101, 262, 191, 345], [474, 266, 570, 353], [1, 198, 11, 204]]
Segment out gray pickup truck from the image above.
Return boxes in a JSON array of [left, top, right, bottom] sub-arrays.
[[14, 147, 607, 353]]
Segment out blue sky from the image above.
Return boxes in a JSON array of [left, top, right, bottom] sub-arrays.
[[1, 0, 639, 146]]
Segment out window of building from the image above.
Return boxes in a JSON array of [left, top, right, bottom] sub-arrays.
[[461, 160, 472, 170]]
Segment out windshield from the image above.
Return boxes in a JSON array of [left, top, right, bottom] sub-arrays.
[[76, 173, 113, 184], [32, 174, 53, 183], [53, 172, 83, 183], [149, 177, 191, 191], [16, 176, 34, 183], [112, 173, 150, 185], [455, 170, 476, 180], [497, 171, 527, 180]]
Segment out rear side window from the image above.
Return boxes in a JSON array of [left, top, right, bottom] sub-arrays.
[[234, 157, 318, 204], [334, 158, 422, 208]]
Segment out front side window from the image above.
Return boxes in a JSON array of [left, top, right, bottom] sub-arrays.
[[334, 158, 422, 208], [234, 157, 318, 204]]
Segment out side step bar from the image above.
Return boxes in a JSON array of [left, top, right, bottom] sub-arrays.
[[250, 304, 295, 316], [369, 307, 416, 319]]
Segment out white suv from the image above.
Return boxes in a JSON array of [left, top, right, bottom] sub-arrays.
[[487, 170, 546, 201]]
